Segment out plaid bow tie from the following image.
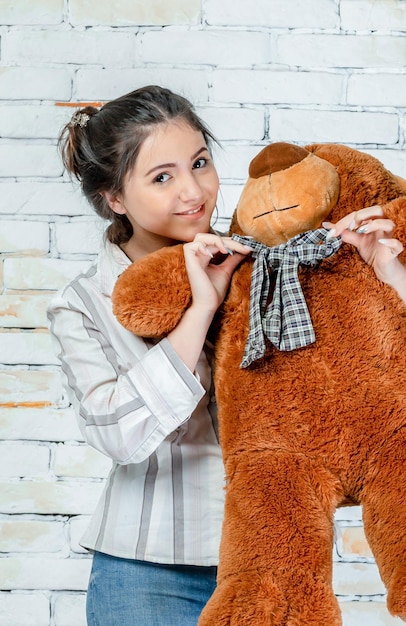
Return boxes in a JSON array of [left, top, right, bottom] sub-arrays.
[[232, 229, 342, 368]]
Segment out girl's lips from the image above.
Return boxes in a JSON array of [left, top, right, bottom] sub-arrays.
[[175, 204, 205, 217]]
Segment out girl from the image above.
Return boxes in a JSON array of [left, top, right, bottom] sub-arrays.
[[48, 85, 405, 626]]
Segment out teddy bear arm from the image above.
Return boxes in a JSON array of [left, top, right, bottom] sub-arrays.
[[112, 244, 192, 338]]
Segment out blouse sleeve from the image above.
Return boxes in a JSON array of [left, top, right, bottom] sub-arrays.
[[47, 286, 206, 465]]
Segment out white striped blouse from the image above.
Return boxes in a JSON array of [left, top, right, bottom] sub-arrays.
[[47, 238, 225, 565]]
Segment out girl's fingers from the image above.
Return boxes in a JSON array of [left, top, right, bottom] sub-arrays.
[[353, 218, 395, 235], [324, 205, 385, 238], [193, 233, 228, 254], [348, 205, 384, 224], [223, 238, 253, 255], [192, 233, 252, 256], [186, 242, 212, 257], [378, 238, 404, 256]]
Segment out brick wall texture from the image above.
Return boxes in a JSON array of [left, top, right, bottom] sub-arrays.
[[0, 1, 405, 624]]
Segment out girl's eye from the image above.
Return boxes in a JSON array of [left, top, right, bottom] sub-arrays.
[[154, 173, 170, 184], [193, 157, 207, 169]]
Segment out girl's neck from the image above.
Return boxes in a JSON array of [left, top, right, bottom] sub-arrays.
[[119, 232, 181, 263]]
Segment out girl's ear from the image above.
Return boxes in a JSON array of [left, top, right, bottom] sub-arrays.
[[102, 191, 126, 215]]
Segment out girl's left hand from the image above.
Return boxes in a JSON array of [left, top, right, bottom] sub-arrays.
[[323, 205, 404, 286]]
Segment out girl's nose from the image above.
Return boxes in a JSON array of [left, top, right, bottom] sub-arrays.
[[178, 172, 204, 203]]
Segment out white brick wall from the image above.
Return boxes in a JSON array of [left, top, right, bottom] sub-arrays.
[[0, 1, 405, 624]]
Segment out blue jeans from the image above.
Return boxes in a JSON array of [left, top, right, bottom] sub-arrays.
[[86, 551, 217, 626]]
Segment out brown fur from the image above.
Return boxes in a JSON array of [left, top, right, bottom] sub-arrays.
[[112, 244, 189, 337], [112, 143, 406, 625]]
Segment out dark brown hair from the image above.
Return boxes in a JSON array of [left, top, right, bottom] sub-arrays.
[[58, 85, 217, 245]]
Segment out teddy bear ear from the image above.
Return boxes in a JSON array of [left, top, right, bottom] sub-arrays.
[[249, 142, 309, 178], [112, 244, 192, 338]]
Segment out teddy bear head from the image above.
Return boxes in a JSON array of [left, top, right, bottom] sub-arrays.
[[229, 141, 406, 246], [229, 142, 339, 246]]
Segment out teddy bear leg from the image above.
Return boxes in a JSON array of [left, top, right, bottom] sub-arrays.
[[362, 434, 406, 621], [198, 451, 342, 626]]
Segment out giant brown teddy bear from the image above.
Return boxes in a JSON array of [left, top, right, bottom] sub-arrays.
[[112, 142, 406, 625]]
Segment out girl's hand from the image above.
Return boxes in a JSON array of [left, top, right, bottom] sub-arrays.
[[183, 233, 252, 314], [167, 234, 251, 373], [323, 205, 406, 302]]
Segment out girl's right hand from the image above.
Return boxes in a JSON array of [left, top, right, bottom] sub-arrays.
[[167, 234, 251, 373], [183, 233, 252, 314]]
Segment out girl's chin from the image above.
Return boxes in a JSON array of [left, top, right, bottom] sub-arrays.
[[179, 216, 213, 235]]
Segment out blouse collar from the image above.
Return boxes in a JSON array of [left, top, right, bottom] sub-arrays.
[[98, 236, 132, 297]]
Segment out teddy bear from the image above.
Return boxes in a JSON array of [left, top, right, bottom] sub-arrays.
[[111, 142, 406, 625]]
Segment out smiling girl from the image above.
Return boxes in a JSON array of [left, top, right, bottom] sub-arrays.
[[48, 86, 251, 626]]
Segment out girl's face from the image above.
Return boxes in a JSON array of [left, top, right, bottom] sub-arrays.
[[106, 121, 219, 255]]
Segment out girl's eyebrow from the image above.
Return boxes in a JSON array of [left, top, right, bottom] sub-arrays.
[[145, 146, 208, 176]]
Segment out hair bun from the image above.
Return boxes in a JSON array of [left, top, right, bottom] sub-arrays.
[[70, 111, 91, 128], [69, 105, 99, 129]]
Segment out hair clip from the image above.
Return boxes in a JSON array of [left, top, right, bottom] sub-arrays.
[[71, 112, 90, 128]]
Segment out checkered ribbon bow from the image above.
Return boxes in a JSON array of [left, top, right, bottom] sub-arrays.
[[232, 228, 341, 368]]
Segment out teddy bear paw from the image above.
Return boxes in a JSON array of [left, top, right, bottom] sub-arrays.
[[198, 569, 342, 626], [112, 244, 191, 337], [387, 564, 406, 621]]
